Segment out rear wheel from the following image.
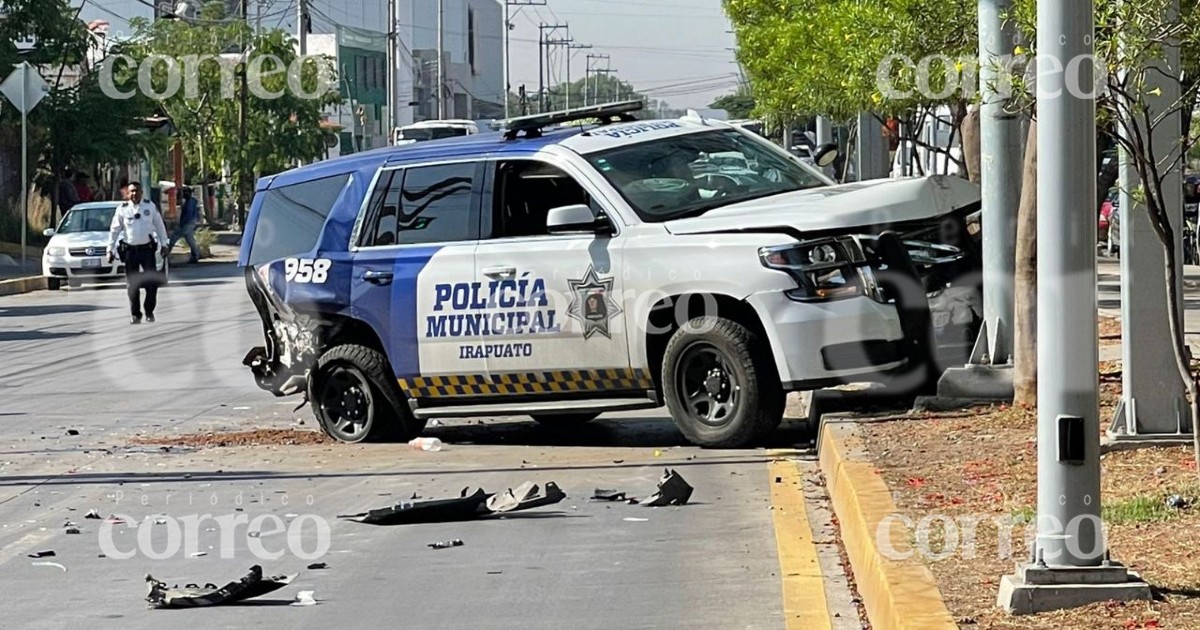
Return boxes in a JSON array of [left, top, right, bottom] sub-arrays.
[[662, 316, 784, 448], [47, 278, 62, 291], [532, 412, 601, 427], [308, 344, 423, 443]]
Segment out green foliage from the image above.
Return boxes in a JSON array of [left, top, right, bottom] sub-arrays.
[[724, 0, 977, 120], [117, 10, 340, 181], [710, 91, 756, 119]]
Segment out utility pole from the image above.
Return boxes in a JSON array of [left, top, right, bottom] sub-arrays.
[[585, 53, 609, 106], [565, 41, 591, 110], [238, 0, 249, 230], [503, 0, 546, 119], [387, 0, 396, 137], [538, 23, 568, 111], [996, 0, 1151, 613], [297, 0, 307, 55], [437, 0, 446, 119]]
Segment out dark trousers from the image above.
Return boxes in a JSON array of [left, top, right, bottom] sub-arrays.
[[124, 244, 160, 317]]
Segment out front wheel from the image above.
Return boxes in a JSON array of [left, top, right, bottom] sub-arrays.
[[308, 344, 423, 443], [47, 277, 62, 291], [662, 316, 784, 448]]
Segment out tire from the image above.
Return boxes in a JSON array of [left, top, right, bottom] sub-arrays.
[[308, 344, 424, 443], [532, 412, 601, 426], [67, 278, 82, 289], [47, 278, 62, 291], [662, 316, 784, 448]]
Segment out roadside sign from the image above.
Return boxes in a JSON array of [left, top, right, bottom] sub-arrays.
[[0, 61, 49, 114]]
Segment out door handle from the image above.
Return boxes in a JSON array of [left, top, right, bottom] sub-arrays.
[[363, 270, 394, 285], [482, 266, 517, 279]]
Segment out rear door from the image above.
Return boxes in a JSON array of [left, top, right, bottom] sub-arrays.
[[351, 160, 485, 390]]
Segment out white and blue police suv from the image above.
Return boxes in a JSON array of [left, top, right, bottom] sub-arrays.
[[239, 102, 982, 448]]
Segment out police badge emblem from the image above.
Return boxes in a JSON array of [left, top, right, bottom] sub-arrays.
[[567, 266, 621, 340]]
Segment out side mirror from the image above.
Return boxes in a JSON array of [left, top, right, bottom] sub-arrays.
[[814, 142, 839, 168], [43, 228, 55, 237], [547, 204, 613, 235]]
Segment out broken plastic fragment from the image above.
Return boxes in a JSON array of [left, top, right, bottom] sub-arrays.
[[306, 562, 327, 570], [32, 561, 67, 571], [428, 539, 464, 550], [340, 489, 489, 525], [28, 550, 55, 558], [485, 481, 566, 513], [65, 527, 80, 535], [623, 517, 649, 522], [640, 469, 694, 507], [592, 489, 627, 502], [146, 565, 296, 608], [84, 509, 101, 520], [292, 591, 317, 606]]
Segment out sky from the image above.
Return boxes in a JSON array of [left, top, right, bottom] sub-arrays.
[[76, 0, 742, 110], [504, 0, 740, 109]]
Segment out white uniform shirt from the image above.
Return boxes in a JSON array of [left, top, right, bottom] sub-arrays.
[[107, 199, 169, 256]]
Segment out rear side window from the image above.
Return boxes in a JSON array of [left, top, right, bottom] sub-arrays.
[[248, 174, 350, 267], [359, 162, 479, 246]]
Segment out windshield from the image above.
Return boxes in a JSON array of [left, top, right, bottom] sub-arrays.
[[57, 205, 116, 234], [585, 128, 828, 222], [399, 126, 471, 142]]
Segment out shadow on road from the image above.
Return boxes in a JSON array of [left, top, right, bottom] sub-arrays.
[[0, 303, 113, 317], [0, 330, 88, 342], [421, 416, 815, 449]]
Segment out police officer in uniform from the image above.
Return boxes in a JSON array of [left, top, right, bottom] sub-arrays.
[[106, 182, 170, 324]]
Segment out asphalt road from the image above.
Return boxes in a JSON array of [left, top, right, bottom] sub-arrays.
[[0, 262, 859, 629]]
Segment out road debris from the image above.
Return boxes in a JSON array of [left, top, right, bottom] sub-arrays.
[[343, 481, 567, 525], [485, 482, 566, 513], [1167, 494, 1190, 510], [28, 550, 55, 558], [408, 437, 444, 451], [32, 562, 67, 572], [104, 515, 126, 525], [66, 430, 80, 436], [65, 526, 80, 535], [340, 488, 489, 525], [306, 563, 327, 570], [146, 565, 296, 609], [592, 489, 629, 502], [641, 469, 694, 507], [623, 517, 649, 522], [292, 591, 317, 607], [189, 552, 207, 558], [428, 539, 465, 550], [85, 509, 101, 520]]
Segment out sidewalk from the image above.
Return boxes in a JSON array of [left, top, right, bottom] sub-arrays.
[[1097, 257, 1200, 360]]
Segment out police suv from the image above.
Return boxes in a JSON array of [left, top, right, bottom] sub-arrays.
[[240, 102, 982, 448]]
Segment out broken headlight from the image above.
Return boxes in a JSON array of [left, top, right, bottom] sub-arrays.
[[759, 236, 869, 302]]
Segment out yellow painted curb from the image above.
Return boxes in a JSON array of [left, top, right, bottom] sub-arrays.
[[769, 459, 832, 630], [818, 422, 956, 630]]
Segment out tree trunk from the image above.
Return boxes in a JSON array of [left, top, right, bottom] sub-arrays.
[[961, 105, 982, 183], [1014, 120, 1038, 407]]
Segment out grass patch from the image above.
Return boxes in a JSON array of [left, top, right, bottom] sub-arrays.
[[1007, 488, 1199, 527]]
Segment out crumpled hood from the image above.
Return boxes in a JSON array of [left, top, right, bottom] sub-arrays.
[[664, 175, 981, 236]]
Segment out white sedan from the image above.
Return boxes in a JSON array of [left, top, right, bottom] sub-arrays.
[[42, 201, 168, 290]]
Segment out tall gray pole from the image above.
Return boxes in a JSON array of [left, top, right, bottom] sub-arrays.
[[437, 0, 446, 119], [19, 76, 27, 270], [815, 116, 834, 178], [386, 0, 396, 137], [1035, 0, 1101, 569], [297, 0, 306, 55], [503, 0, 510, 118], [999, 0, 1151, 613], [1109, 0, 1188, 441], [973, 0, 1022, 365]]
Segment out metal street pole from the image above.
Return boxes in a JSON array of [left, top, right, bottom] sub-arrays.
[[815, 115, 833, 178], [973, 0, 1023, 366], [239, 0, 249, 229], [537, 24, 544, 113], [387, 0, 396, 136], [997, 0, 1150, 614], [20, 74, 27, 269], [503, 0, 510, 118], [437, 0, 445, 119], [297, 0, 306, 55]]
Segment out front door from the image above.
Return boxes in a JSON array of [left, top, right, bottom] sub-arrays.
[[471, 157, 644, 396]]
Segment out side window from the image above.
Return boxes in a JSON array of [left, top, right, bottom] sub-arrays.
[[248, 173, 350, 267], [489, 160, 592, 239], [359, 162, 478, 246]]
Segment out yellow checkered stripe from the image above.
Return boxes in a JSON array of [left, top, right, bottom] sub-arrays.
[[399, 369, 654, 399]]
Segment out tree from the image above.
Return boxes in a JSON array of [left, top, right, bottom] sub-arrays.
[[710, 90, 756, 119], [725, 0, 979, 174], [116, 5, 339, 220]]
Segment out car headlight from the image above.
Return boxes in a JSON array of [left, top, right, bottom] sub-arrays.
[[759, 236, 867, 302], [46, 247, 65, 257]]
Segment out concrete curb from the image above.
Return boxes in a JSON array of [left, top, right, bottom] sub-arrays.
[[0, 275, 47, 298], [817, 421, 957, 630]]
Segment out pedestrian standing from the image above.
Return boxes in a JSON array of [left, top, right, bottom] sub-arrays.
[[168, 186, 201, 264], [106, 182, 169, 324]]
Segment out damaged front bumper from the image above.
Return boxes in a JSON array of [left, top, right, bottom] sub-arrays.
[[243, 266, 321, 397]]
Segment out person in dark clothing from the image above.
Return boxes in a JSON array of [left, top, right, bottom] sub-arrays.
[[58, 169, 79, 216], [168, 186, 201, 264]]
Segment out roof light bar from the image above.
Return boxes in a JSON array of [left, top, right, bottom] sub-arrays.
[[503, 100, 645, 139]]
